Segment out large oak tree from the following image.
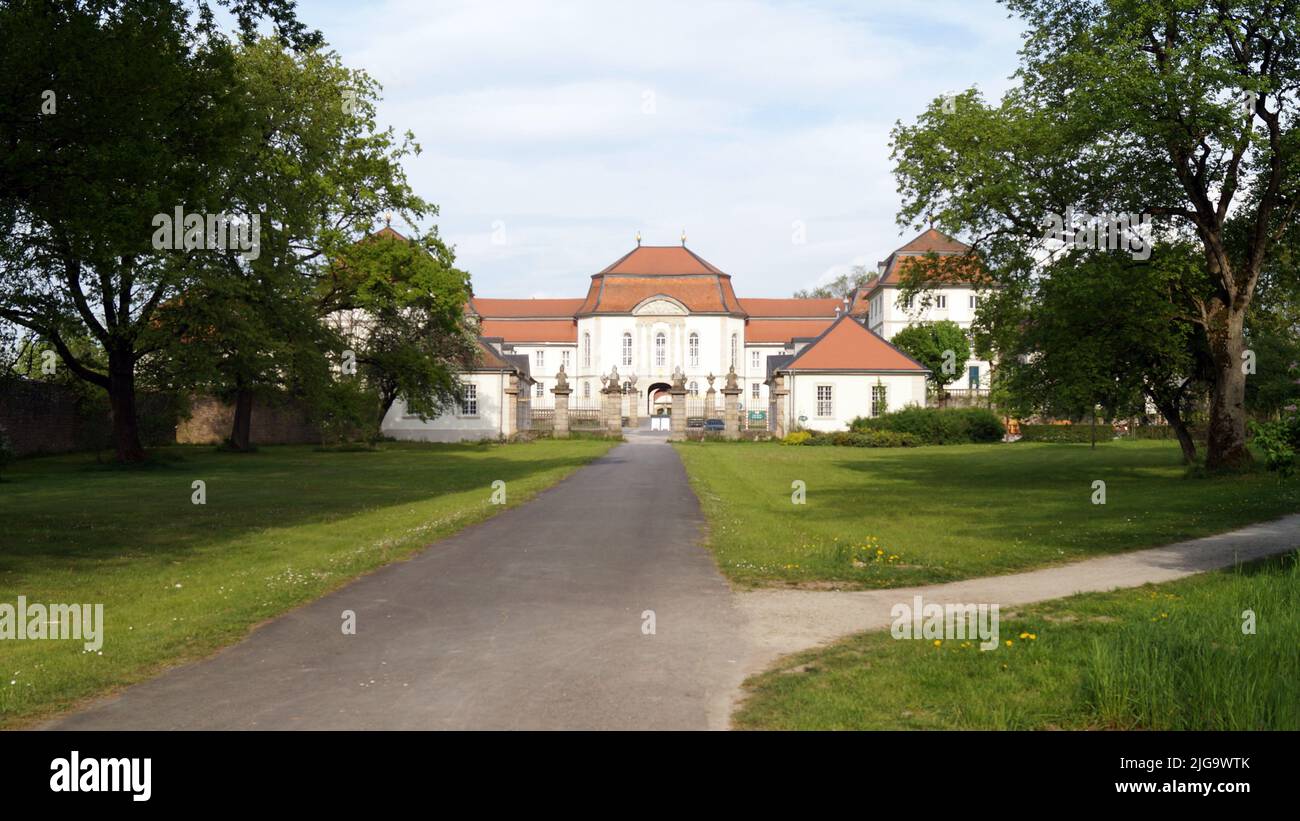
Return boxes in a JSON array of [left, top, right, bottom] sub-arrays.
[[891, 0, 1298, 470]]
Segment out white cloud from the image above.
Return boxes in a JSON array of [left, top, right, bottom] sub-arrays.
[[304, 0, 1024, 297]]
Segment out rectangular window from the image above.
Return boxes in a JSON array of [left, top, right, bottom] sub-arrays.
[[871, 384, 888, 418], [936, 294, 947, 309], [562, 350, 571, 370], [903, 295, 914, 310], [968, 365, 981, 389], [689, 334, 699, 367], [969, 294, 978, 309], [751, 382, 760, 400], [583, 334, 591, 367], [751, 350, 760, 369], [535, 381, 544, 398], [535, 349, 545, 367], [460, 383, 478, 416], [623, 335, 633, 367], [816, 385, 833, 418]]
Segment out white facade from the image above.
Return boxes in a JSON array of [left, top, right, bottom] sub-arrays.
[[382, 370, 513, 442], [786, 372, 927, 432], [865, 283, 992, 391]]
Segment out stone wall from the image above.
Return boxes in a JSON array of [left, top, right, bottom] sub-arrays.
[[175, 395, 319, 446], [0, 378, 179, 456], [0, 378, 318, 455]]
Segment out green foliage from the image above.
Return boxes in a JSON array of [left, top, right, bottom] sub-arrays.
[[781, 430, 812, 446], [793, 266, 876, 300], [1250, 412, 1300, 476], [888, 321, 969, 391], [803, 430, 920, 448], [852, 406, 1004, 444], [313, 379, 380, 446], [1018, 424, 1105, 443]]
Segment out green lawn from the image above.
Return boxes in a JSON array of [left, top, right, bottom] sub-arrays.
[[674, 440, 1300, 588], [0, 439, 615, 727], [733, 552, 1300, 730]]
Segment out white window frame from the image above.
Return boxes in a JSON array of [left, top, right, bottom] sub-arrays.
[[969, 294, 977, 309], [460, 383, 478, 417], [730, 333, 738, 368], [535, 381, 544, 398], [689, 332, 699, 367], [751, 350, 760, 369], [871, 384, 888, 418], [561, 349, 571, 370], [654, 332, 666, 367], [936, 294, 947, 309], [535, 349, 545, 368], [622, 332, 633, 367], [688, 381, 698, 396], [751, 382, 760, 400], [582, 333, 591, 367], [816, 384, 833, 418], [582, 381, 590, 398]]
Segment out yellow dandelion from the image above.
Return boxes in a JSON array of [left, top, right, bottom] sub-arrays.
[[1005, 639, 1013, 647], [1019, 632, 1029, 639], [933, 639, 942, 647]]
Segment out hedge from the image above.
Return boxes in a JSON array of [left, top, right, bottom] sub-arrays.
[[850, 406, 1005, 444], [800, 429, 920, 448], [1018, 424, 1105, 443]]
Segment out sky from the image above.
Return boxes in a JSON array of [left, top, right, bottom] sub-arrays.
[[295, 0, 1027, 299]]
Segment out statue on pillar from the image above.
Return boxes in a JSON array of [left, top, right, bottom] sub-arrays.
[[725, 365, 740, 391], [554, 364, 569, 391], [671, 366, 686, 391]]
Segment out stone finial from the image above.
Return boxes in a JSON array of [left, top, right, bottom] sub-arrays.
[[555, 364, 569, 390], [725, 365, 740, 391], [706, 373, 716, 389]]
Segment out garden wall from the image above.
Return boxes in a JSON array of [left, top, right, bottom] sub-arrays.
[[0, 378, 179, 456]]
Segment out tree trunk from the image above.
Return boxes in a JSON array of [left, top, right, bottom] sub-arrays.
[[228, 388, 255, 451], [107, 349, 147, 463], [1149, 392, 1197, 465], [1205, 306, 1253, 471]]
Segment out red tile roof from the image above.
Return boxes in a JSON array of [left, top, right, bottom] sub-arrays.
[[739, 298, 841, 317], [865, 229, 987, 295], [471, 297, 585, 318], [744, 318, 836, 343], [599, 245, 724, 275], [478, 318, 577, 343], [777, 315, 928, 372]]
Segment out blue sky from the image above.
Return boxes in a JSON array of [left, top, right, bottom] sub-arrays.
[[295, 0, 1026, 298]]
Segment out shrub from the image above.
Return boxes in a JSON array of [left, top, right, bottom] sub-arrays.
[[781, 430, 812, 446], [1251, 412, 1300, 476], [805, 430, 920, 448], [851, 406, 1005, 444], [1018, 423, 1107, 443]]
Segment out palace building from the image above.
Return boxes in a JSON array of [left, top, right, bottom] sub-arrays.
[[380, 228, 988, 441]]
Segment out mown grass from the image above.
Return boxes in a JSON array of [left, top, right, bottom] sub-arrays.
[[673, 440, 1299, 588], [733, 552, 1300, 730], [0, 439, 615, 727]]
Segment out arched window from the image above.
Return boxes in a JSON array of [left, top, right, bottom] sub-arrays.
[[582, 333, 591, 367], [688, 332, 699, 367], [655, 331, 666, 367], [622, 332, 632, 367], [582, 381, 590, 398], [688, 381, 699, 396], [730, 333, 738, 368]]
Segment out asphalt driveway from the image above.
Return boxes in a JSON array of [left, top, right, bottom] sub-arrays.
[[51, 430, 751, 730]]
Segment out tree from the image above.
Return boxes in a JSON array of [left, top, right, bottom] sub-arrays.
[[891, 0, 1299, 471], [0, 0, 318, 461], [328, 231, 475, 433], [997, 246, 1211, 462], [890, 320, 971, 395], [153, 37, 436, 450], [794, 266, 876, 300]]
